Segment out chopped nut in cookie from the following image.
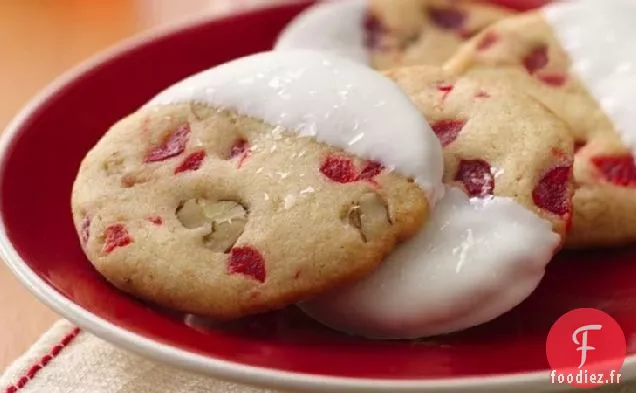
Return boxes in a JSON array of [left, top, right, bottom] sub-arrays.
[[176, 199, 209, 229], [189, 103, 210, 120], [202, 201, 247, 252], [103, 152, 126, 175], [176, 199, 247, 252], [120, 169, 151, 188], [343, 193, 391, 242]]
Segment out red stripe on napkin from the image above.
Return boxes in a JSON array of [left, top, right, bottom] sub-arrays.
[[4, 327, 81, 393]]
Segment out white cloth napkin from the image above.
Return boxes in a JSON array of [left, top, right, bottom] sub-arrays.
[[0, 320, 633, 393], [0, 320, 283, 393]]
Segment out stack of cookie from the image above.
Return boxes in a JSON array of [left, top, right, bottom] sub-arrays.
[[278, 0, 636, 249], [71, 0, 633, 340]]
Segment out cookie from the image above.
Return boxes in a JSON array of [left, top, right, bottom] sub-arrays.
[[368, 0, 515, 69], [71, 50, 444, 320], [384, 65, 574, 237], [444, 1, 636, 247], [275, 0, 370, 65], [300, 66, 570, 339], [274, 0, 514, 69]]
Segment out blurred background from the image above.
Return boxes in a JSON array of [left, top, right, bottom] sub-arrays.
[[0, 0, 220, 132], [0, 0, 274, 371]]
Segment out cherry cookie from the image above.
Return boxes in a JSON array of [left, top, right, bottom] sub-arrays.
[[275, 0, 514, 69], [71, 50, 443, 320], [385, 65, 574, 237], [444, 1, 636, 247], [301, 65, 573, 339]]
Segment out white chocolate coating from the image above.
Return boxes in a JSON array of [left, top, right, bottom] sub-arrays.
[[300, 187, 560, 339], [144, 49, 559, 339], [274, 0, 368, 64], [543, 0, 636, 151], [146, 50, 444, 201]]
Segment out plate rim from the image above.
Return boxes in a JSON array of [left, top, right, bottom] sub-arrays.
[[0, 2, 632, 392]]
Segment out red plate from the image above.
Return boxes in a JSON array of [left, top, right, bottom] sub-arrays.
[[1, 1, 634, 392]]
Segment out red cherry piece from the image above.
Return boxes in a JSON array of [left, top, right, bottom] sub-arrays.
[[364, 12, 386, 49], [477, 32, 498, 51], [455, 159, 494, 197], [148, 216, 163, 226], [144, 123, 190, 163], [80, 216, 91, 246], [437, 83, 454, 101], [532, 165, 572, 216], [538, 73, 567, 87], [523, 45, 549, 75], [175, 150, 206, 174], [320, 155, 357, 183], [102, 224, 133, 253], [358, 160, 384, 181], [431, 119, 466, 147], [428, 7, 466, 30], [475, 90, 490, 98], [591, 155, 636, 187], [458, 29, 474, 40], [437, 83, 454, 93], [228, 246, 266, 283], [230, 139, 250, 168], [230, 139, 248, 158]]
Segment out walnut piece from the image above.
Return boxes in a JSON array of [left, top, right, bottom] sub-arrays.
[[344, 193, 390, 242], [177, 199, 247, 252]]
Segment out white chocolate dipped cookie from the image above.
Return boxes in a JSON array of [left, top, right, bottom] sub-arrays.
[[300, 65, 572, 339], [445, 0, 636, 247], [275, 0, 515, 69], [71, 50, 444, 320]]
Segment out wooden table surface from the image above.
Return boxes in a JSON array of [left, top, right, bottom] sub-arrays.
[[0, 0, 238, 372]]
